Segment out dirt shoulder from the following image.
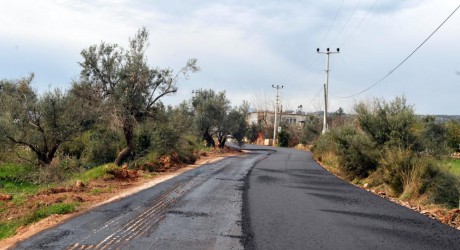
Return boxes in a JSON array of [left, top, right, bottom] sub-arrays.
[[1, 149, 242, 250]]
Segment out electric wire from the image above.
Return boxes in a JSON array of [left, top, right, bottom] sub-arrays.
[[309, 85, 324, 112], [337, 3, 460, 99], [319, 0, 345, 48], [284, 54, 321, 84], [339, 0, 378, 47], [330, 0, 363, 46]]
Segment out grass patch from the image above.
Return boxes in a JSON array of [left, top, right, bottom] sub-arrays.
[[444, 158, 460, 175], [0, 163, 42, 203], [33, 203, 78, 221], [90, 187, 112, 195], [1, 180, 40, 196], [0, 163, 32, 179], [0, 220, 23, 240], [0, 202, 78, 240], [70, 164, 118, 183]]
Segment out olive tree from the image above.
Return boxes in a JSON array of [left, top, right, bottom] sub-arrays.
[[75, 27, 199, 165], [355, 96, 418, 150], [192, 89, 248, 148], [0, 74, 95, 165]]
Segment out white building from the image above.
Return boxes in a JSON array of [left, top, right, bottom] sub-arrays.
[[247, 111, 307, 127]]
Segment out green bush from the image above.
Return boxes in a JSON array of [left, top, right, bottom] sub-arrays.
[[355, 96, 418, 150], [313, 126, 377, 180], [445, 120, 460, 152], [427, 168, 460, 208], [331, 126, 378, 180], [151, 124, 180, 155], [313, 96, 460, 208], [278, 130, 290, 147], [380, 149, 432, 197], [81, 128, 121, 167], [378, 147, 460, 207], [177, 135, 198, 164], [312, 132, 339, 166], [418, 116, 448, 156], [137, 151, 161, 171]]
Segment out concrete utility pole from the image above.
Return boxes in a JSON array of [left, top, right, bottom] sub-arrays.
[[317, 48, 340, 134], [272, 84, 283, 146]]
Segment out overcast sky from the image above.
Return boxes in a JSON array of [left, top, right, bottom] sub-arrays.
[[1, 0, 459, 115]]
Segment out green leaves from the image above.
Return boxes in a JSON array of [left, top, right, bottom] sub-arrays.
[[191, 89, 248, 148]]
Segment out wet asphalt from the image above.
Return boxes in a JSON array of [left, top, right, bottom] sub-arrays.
[[243, 145, 460, 250], [14, 153, 266, 250], [13, 145, 460, 249]]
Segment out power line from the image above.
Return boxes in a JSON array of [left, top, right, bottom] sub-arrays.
[[339, 0, 378, 47], [307, 85, 324, 112], [338, 3, 460, 99], [330, 0, 363, 46], [283, 53, 321, 84], [285, 0, 345, 85], [319, 0, 345, 48]]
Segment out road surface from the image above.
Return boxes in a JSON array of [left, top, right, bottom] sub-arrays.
[[14, 152, 268, 250], [244, 145, 460, 250], [14, 145, 460, 249]]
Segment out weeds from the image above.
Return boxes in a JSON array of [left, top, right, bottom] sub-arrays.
[[313, 96, 460, 209]]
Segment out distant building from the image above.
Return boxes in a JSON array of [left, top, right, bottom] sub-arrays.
[[246, 111, 308, 127]]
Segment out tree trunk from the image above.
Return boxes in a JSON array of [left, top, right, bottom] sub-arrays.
[[7, 137, 54, 166], [115, 116, 136, 166], [37, 150, 52, 166], [218, 137, 227, 148], [203, 129, 215, 148]]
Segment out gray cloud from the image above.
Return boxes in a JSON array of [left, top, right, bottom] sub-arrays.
[[0, 0, 459, 115]]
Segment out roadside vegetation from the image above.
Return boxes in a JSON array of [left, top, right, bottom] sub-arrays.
[[248, 95, 460, 226], [303, 96, 460, 226], [0, 28, 250, 240]]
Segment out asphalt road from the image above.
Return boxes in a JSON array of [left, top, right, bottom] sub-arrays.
[[14, 145, 460, 250], [14, 152, 269, 250], [244, 145, 460, 250]]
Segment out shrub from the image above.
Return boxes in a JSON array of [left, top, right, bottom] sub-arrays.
[[417, 116, 448, 156], [378, 148, 459, 206], [330, 126, 378, 180], [445, 120, 460, 152], [379, 148, 412, 196], [138, 151, 161, 171], [355, 96, 418, 150], [425, 166, 460, 208], [81, 128, 121, 167], [312, 132, 339, 167], [151, 124, 180, 155], [177, 135, 198, 164], [278, 130, 290, 147], [301, 115, 321, 145]]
